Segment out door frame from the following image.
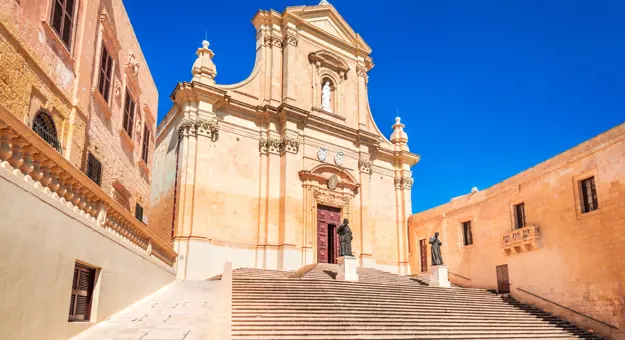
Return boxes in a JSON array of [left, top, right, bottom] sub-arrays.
[[316, 204, 341, 264]]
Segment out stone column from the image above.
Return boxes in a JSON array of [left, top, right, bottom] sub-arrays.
[[358, 154, 375, 268], [277, 120, 301, 271], [256, 120, 270, 268], [281, 25, 298, 105]]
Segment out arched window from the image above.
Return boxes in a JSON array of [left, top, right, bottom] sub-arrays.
[[32, 110, 62, 152]]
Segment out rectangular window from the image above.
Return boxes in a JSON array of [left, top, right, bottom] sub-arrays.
[[135, 203, 144, 223], [68, 263, 95, 322], [86, 153, 102, 186], [462, 221, 473, 246], [50, 0, 76, 49], [580, 177, 598, 213], [141, 124, 150, 163], [123, 90, 135, 137], [97, 44, 113, 103], [514, 203, 526, 229]]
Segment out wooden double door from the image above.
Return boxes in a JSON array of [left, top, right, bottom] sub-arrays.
[[317, 205, 341, 264]]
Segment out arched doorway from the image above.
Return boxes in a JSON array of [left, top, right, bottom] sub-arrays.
[[32, 110, 61, 152]]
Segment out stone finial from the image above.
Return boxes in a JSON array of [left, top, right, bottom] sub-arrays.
[[319, 0, 330, 4], [471, 187, 479, 193], [390, 116, 409, 146], [191, 39, 217, 85]]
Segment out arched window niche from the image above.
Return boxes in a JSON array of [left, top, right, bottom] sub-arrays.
[[320, 76, 337, 113], [32, 110, 62, 153]]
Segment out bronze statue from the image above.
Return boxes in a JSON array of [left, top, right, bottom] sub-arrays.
[[429, 232, 443, 266], [337, 218, 353, 257]]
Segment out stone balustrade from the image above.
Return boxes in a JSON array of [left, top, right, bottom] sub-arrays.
[[0, 107, 177, 268], [501, 225, 541, 255]]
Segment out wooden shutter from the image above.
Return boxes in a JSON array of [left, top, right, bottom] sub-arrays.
[[123, 90, 135, 137], [463, 221, 473, 246], [142, 125, 150, 163], [69, 264, 95, 321], [581, 177, 599, 213], [515, 203, 526, 229]]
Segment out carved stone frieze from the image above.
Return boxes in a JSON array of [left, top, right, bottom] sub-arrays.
[[394, 176, 414, 190], [313, 188, 351, 216], [178, 117, 219, 141]]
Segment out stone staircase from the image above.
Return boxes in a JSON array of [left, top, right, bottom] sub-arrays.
[[231, 263, 602, 339]]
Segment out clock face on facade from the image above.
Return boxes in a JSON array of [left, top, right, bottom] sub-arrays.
[[328, 174, 338, 190], [334, 151, 345, 166]]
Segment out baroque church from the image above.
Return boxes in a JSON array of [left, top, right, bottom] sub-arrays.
[[151, 0, 419, 279]]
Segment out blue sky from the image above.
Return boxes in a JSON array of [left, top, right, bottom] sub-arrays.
[[125, 0, 624, 213]]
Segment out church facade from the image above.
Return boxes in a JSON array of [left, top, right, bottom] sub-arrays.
[[151, 2, 419, 279]]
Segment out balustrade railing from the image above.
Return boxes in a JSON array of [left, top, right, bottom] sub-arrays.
[[0, 106, 177, 268], [501, 225, 541, 254]]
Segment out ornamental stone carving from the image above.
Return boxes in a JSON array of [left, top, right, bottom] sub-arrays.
[[264, 36, 283, 49], [259, 136, 299, 155], [313, 188, 350, 213], [358, 159, 372, 174], [394, 176, 414, 190], [178, 117, 219, 141], [284, 32, 298, 47]]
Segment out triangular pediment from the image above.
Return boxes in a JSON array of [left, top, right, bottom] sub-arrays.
[[285, 5, 372, 54]]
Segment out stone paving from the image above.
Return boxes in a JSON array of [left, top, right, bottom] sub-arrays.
[[72, 280, 222, 340]]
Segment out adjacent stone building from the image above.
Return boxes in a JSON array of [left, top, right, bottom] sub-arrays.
[[151, 2, 420, 280], [0, 1, 175, 339], [408, 123, 625, 339]]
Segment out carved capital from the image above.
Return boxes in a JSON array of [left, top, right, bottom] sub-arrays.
[[394, 176, 414, 190], [178, 117, 219, 141], [284, 32, 298, 47], [358, 159, 372, 175], [279, 136, 299, 154], [259, 137, 280, 155], [264, 36, 283, 49]]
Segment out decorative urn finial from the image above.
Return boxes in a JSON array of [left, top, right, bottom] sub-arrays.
[[319, 0, 330, 5], [390, 116, 410, 151], [191, 39, 217, 85]]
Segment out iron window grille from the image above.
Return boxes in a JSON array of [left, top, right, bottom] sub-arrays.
[[580, 177, 598, 213], [32, 111, 62, 153], [86, 153, 102, 186]]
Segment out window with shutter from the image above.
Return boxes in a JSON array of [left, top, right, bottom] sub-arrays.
[[514, 203, 526, 229], [462, 221, 473, 246], [123, 90, 135, 137], [97, 44, 113, 103], [68, 263, 96, 322], [141, 124, 150, 163], [580, 177, 599, 213], [86, 153, 102, 186], [135, 203, 144, 223], [50, 0, 77, 49]]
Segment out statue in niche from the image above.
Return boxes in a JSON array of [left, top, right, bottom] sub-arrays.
[[429, 232, 444, 266], [128, 51, 139, 76], [321, 81, 332, 112], [337, 218, 353, 256]]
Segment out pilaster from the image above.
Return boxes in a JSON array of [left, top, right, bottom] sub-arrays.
[[358, 152, 375, 268], [281, 24, 299, 105]]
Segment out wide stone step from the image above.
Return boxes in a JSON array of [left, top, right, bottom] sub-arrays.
[[231, 303, 544, 314], [231, 328, 587, 336], [232, 284, 494, 297], [231, 314, 562, 322], [231, 335, 591, 340], [232, 295, 517, 306]]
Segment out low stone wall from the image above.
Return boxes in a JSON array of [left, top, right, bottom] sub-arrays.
[[0, 166, 175, 340]]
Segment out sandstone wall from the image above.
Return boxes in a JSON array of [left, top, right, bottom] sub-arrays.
[[0, 162, 175, 340], [408, 123, 625, 339]]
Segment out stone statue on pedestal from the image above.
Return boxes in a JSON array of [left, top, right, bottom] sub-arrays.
[[429, 232, 443, 266], [337, 218, 353, 256], [321, 81, 332, 112]]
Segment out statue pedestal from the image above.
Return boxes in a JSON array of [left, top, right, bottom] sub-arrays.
[[337, 256, 358, 282], [429, 265, 451, 288]]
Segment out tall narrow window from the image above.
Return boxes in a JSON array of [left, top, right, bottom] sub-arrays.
[[32, 111, 62, 152], [462, 221, 473, 246], [50, 0, 77, 49], [86, 153, 102, 186], [135, 203, 144, 223], [97, 44, 113, 103], [141, 124, 150, 163], [68, 263, 96, 322], [514, 203, 526, 229], [123, 90, 135, 137], [580, 177, 598, 213]]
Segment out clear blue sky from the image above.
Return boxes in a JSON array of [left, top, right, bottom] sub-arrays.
[[125, 0, 624, 213]]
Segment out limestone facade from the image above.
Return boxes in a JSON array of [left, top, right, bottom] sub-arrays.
[[408, 123, 625, 339], [151, 2, 420, 279], [0, 0, 159, 237]]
